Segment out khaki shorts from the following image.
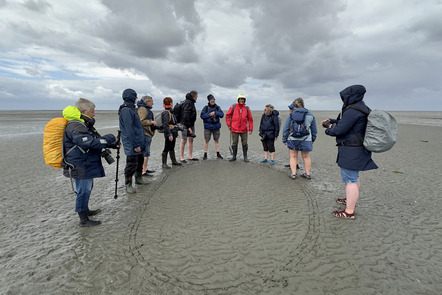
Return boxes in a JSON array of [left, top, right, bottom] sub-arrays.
[[181, 126, 195, 140], [204, 129, 220, 141]]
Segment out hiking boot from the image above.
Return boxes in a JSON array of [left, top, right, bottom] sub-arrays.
[[216, 152, 223, 159], [203, 153, 208, 160], [78, 212, 101, 227]]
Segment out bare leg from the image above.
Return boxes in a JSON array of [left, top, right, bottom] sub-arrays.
[[263, 151, 268, 160], [180, 138, 186, 161], [214, 140, 220, 152], [301, 151, 311, 175], [142, 157, 148, 174], [345, 178, 360, 214], [188, 137, 194, 159], [290, 149, 298, 175], [270, 152, 275, 161], [203, 140, 209, 153]]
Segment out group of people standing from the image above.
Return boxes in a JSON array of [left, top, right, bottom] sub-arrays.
[[62, 85, 377, 227]]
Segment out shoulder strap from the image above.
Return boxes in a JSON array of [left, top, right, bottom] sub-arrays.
[[346, 104, 371, 115]]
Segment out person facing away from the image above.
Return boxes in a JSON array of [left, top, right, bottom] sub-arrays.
[[179, 90, 199, 162], [137, 95, 156, 176], [282, 97, 317, 179], [258, 104, 280, 165], [62, 98, 117, 227], [161, 97, 182, 169], [200, 94, 224, 160], [118, 88, 148, 194], [321, 84, 378, 219], [225, 94, 254, 162]]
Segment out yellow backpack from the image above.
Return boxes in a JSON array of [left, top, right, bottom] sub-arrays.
[[43, 117, 68, 168]]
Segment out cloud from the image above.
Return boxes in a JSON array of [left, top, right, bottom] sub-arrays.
[[0, 0, 441, 111]]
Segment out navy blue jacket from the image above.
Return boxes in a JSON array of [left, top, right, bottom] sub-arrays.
[[259, 110, 280, 139], [118, 89, 145, 156], [200, 103, 224, 130], [325, 85, 378, 171], [63, 115, 115, 179]]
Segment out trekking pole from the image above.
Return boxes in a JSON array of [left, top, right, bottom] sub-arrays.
[[114, 130, 121, 199]]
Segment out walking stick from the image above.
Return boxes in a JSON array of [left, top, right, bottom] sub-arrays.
[[114, 130, 121, 199]]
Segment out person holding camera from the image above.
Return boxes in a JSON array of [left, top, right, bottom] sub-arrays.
[[282, 98, 317, 179], [179, 90, 199, 162], [322, 85, 378, 219], [137, 95, 156, 176], [200, 94, 224, 160], [161, 97, 182, 168], [62, 98, 118, 227], [258, 104, 280, 165], [119, 89, 148, 194]]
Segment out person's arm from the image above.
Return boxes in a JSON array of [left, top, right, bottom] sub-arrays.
[[247, 107, 253, 133], [310, 115, 317, 142], [225, 106, 233, 129], [282, 116, 291, 143], [215, 106, 224, 118]]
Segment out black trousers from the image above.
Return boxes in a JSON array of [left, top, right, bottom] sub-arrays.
[[124, 154, 144, 178]]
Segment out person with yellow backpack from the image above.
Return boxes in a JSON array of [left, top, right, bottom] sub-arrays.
[[62, 98, 118, 227]]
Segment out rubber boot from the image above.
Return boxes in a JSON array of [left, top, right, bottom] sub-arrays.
[[243, 145, 249, 162], [78, 212, 101, 227], [169, 150, 182, 166], [229, 147, 237, 162], [125, 177, 137, 194], [87, 208, 102, 216], [162, 152, 171, 169], [135, 171, 148, 185]]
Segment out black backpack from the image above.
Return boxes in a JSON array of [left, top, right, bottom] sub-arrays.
[[290, 112, 310, 138], [173, 101, 186, 124]]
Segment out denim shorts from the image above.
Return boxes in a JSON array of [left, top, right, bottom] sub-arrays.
[[143, 136, 152, 157], [340, 168, 359, 183]]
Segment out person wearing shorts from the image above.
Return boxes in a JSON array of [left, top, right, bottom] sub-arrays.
[[179, 90, 198, 162], [322, 84, 378, 219], [282, 98, 317, 179], [200, 94, 224, 160]]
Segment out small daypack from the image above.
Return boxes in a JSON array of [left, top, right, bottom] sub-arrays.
[[290, 112, 310, 138], [173, 101, 186, 124], [43, 117, 68, 168], [154, 111, 172, 133], [347, 106, 398, 152]]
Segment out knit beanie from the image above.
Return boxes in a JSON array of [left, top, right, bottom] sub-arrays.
[[207, 94, 215, 101]]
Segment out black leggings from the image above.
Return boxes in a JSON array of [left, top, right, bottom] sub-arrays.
[[163, 136, 177, 153]]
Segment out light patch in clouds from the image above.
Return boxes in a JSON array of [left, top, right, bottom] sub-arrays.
[[0, 0, 441, 111]]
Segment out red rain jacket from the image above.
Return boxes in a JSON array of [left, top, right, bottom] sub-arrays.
[[226, 103, 253, 133]]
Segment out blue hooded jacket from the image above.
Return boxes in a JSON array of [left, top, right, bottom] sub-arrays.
[[200, 103, 224, 130], [118, 89, 145, 156], [325, 85, 378, 171]]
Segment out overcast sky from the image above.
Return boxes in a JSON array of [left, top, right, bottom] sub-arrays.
[[1, 0, 441, 111]]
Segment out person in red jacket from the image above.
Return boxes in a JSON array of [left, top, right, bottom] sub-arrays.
[[225, 94, 253, 162]]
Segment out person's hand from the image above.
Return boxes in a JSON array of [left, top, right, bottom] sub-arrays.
[[321, 119, 331, 128], [275, 137, 278, 141], [249, 131, 253, 135], [210, 111, 215, 116], [169, 135, 173, 141], [188, 128, 193, 134], [134, 147, 141, 153], [152, 121, 157, 125]]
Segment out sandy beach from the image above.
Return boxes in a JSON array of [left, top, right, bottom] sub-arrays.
[[1, 110, 442, 294]]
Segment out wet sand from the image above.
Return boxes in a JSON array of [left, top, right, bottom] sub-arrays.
[[1, 111, 442, 294]]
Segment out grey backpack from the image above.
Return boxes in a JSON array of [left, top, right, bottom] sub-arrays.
[[348, 106, 398, 152]]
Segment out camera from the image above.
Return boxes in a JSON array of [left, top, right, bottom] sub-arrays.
[[322, 121, 332, 128], [189, 132, 196, 138], [260, 134, 267, 141], [101, 148, 115, 164]]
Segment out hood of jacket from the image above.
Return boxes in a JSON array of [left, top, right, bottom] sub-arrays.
[[62, 106, 84, 122], [293, 107, 308, 114], [340, 85, 366, 108], [122, 88, 137, 106], [185, 92, 195, 102], [137, 100, 149, 109]]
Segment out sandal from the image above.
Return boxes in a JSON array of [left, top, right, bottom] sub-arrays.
[[301, 173, 311, 179], [336, 198, 347, 204], [332, 210, 355, 219], [290, 174, 297, 179]]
